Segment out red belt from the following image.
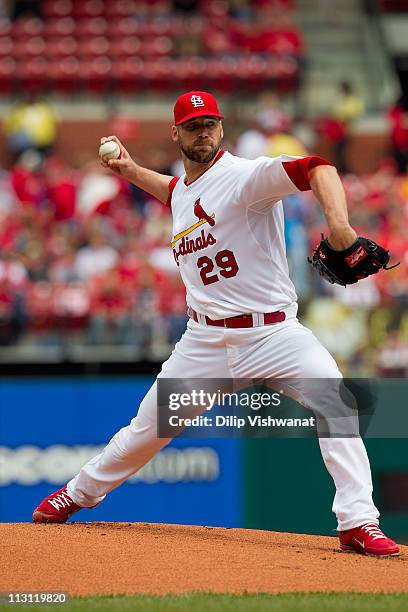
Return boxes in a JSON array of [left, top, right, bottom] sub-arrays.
[[190, 309, 286, 328]]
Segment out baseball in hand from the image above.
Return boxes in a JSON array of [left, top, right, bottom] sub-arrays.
[[99, 140, 121, 162]]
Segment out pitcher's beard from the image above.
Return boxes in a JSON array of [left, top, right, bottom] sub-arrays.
[[180, 142, 220, 164]]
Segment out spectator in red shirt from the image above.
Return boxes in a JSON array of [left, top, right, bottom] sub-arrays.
[[388, 94, 408, 174], [44, 157, 77, 221], [88, 267, 134, 345], [10, 150, 45, 208]]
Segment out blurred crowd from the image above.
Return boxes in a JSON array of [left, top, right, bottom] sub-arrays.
[[0, 0, 406, 374], [0, 0, 303, 96], [0, 90, 407, 375], [0, 147, 189, 359]]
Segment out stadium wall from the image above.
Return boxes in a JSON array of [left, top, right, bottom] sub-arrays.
[[1, 377, 407, 541], [0, 376, 242, 526], [0, 120, 392, 174]]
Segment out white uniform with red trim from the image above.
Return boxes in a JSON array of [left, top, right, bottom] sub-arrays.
[[170, 150, 298, 319], [66, 150, 380, 532]]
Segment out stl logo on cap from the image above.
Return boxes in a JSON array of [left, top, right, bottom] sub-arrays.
[[190, 95, 205, 108], [173, 91, 224, 125]]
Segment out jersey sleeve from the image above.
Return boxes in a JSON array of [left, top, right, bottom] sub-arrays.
[[165, 176, 179, 208], [236, 155, 334, 211]]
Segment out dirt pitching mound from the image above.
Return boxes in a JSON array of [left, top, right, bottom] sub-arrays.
[[1, 522, 407, 596]]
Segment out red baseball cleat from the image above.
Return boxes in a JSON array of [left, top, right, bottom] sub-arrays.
[[32, 486, 83, 524], [339, 523, 400, 556]]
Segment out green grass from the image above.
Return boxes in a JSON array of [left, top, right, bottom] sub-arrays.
[[1, 593, 408, 612]]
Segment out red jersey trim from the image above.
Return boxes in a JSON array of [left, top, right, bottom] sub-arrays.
[[166, 176, 180, 208], [184, 149, 225, 186], [282, 156, 334, 191]]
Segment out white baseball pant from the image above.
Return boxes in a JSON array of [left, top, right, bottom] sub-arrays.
[[67, 313, 379, 531]]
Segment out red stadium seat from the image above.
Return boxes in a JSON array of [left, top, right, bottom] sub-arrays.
[[106, 17, 141, 38], [143, 58, 175, 92], [137, 19, 173, 38], [44, 36, 78, 59], [75, 17, 108, 38], [14, 37, 46, 60], [72, 0, 104, 19], [0, 57, 16, 94], [206, 58, 238, 93], [16, 57, 49, 94], [110, 37, 142, 59], [139, 36, 173, 58], [3, 0, 302, 99], [237, 56, 268, 92], [48, 56, 80, 94], [12, 17, 44, 39], [77, 37, 110, 58], [77, 57, 112, 93], [42, 0, 73, 19], [104, 0, 137, 19], [112, 57, 144, 93], [0, 37, 13, 58], [43, 17, 76, 38], [177, 57, 208, 91], [201, 0, 229, 20]]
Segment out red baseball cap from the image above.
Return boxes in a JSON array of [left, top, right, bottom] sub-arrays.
[[173, 91, 224, 126]]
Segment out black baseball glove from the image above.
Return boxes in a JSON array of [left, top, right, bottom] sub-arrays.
[[308, 235, 399, 286]]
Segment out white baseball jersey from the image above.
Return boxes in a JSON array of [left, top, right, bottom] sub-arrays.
[[169, 150, 304, 319], [67, 151, 379, 534], [69, 149, 379, 531]]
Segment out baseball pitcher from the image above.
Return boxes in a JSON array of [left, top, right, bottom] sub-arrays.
[[33, 91, 399, 556]]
